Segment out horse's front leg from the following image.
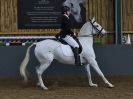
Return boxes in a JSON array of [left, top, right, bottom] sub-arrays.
[[87, 57, 114, 88], [85, 64, 98, 87]]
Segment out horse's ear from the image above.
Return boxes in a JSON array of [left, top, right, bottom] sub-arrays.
[[92, 17, 95, 22]]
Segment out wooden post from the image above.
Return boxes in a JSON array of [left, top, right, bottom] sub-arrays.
[[115, 0, 122, 44]]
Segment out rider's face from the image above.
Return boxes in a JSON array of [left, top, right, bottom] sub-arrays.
[[66, 11, 71, 16]]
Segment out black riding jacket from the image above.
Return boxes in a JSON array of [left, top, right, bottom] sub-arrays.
[[60, 14, 74, 38]]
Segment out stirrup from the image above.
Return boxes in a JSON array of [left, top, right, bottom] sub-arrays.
[[75, 61, 85, 66], [75, 62, 82, 66]]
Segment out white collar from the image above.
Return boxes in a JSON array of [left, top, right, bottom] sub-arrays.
[[64, 14, 69, 19]]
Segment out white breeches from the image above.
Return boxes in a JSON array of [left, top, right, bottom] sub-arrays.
[[62, 35, 79, 48]]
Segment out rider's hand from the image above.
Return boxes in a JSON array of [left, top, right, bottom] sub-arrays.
[[74, 32, 78, 36]]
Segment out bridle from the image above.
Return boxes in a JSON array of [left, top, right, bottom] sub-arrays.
[[80, 19, 104, 37], [89, 19, 103, 34]]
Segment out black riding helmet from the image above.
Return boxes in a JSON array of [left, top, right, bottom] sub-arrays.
[[61, 6, 70, 14]]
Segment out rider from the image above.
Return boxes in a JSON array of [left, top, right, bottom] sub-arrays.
[[56, 6, 82, 66]]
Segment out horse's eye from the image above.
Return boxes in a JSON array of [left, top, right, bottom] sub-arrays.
[[70, 3, 74, 7]]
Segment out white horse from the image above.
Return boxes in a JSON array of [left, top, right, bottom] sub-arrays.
[[63, 0, 86, 23], [20, 18, 114, 90]]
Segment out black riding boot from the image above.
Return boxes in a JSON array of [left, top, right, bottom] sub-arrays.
[[73, 47, 82, 66]]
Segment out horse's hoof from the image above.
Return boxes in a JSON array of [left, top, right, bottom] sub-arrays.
[[37, 83, 48, 90], [89, 83, 98, 87], [42, 87, 48, 90], [37, 85, 48, 90], [109, 84, 114, 88], [106, 83, 114, 88]]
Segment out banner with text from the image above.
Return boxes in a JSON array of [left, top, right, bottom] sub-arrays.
[[17, 0, 87, 29]]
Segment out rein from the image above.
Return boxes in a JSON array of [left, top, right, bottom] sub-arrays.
[[79, 34, 93, 37]]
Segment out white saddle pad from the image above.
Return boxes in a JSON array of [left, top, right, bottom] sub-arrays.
[[61, 44, 74, 56]]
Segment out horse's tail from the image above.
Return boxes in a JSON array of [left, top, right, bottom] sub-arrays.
[[20, 43, 36, 83]]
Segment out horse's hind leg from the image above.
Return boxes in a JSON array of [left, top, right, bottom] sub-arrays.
[[87, 58, 114, 88], [36, 53, 53, 90], [36, 63, 49, 90]]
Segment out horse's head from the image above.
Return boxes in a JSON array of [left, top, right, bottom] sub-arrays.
[[63, 0, 86, 23], [90, 18, 106, 35], [79, 17, 106, 37]]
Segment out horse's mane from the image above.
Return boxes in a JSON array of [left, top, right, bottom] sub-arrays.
[[79, 22, 91, 36]]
